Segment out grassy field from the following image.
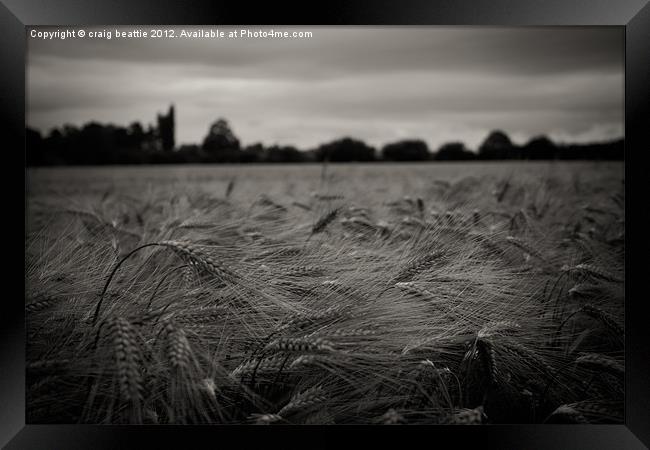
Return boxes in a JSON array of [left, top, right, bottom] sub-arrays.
[[25, 161, 625, 424]]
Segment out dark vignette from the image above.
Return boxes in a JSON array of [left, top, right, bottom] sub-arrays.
[[1, 0, 27, 448], [625, 1, 650, 447], [3, 0, 648, 448]]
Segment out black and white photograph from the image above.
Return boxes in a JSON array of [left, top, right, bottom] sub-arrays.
[[25, 25, 625, 425]]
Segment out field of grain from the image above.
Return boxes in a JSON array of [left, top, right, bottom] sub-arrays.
[[25, 161, 625, 424]]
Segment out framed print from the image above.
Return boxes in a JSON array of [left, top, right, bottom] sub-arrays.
[[5, 0, 650, 448]]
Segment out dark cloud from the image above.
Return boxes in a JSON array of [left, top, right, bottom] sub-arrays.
[[27, 26, 623, 150], [29, 27, 622, 77]]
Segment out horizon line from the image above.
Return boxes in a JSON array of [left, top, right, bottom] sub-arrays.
[[24, 122, 625, 153]]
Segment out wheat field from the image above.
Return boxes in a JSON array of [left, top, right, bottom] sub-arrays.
[[25, 161, 624, 424]]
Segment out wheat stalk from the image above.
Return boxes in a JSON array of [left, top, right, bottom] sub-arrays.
[[504, 236, 545, 261], [562, 263, 623, 283], [26, 295, 58, 314], [393, 251, 445, 282], [558, 304, 623, 337], [478, 321, 521, 338], [107, 316, 143, 402], [231, 354, 290, 379], [476, 338, 498, 386], [158, 240, 238, 281], [311, 208, 340, 235], [450, 406, 485, 424], [27, 358, 71, 372], [567, 400, 622, 422], [163, 322, 192, 371], [276, 303, 349, 332], [545, 404, 589, 423], [575, 353, 624, 376], [277, 385, 327, 417], [498, 341, 554, 377], [381, 408, 406, 424], [264, 337, 335, 354], [288, 354, 338, 369], [250, 413, 282, 424]]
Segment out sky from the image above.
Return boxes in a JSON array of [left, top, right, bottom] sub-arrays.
[[27, 26, 624, 151]]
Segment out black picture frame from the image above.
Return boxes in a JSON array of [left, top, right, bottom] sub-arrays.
[[6, 0, 649, 448]]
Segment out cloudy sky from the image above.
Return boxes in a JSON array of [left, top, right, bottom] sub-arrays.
[[27, 26, 623, 150]]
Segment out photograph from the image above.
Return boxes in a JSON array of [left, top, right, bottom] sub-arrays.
[[24, 24, 626, 427]]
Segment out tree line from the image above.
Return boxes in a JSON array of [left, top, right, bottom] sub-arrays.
[[26, 106, 624, 165]]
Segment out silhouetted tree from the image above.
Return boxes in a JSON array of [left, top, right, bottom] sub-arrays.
[[435, 142, 475, 161], [23, 107, 624, 165], [26, 127, 44, 165], [315, 137, 375, 162], [128, 122, 145, 139], [266, 145, 304, 163], [157, 105, 175, 152], [75, 123, 115, 164], [561, 139, 624, 160], [201, 119, 241, 162], [241, 143, 265, 163], [122, 122, 147, 162], [478, 130, 516, 160], [177, 144, 201, 163], [142, 124, 158, 152], [43, 128, 66, 164], [521, 135, 558, 160], [381, 139, 430, 161]]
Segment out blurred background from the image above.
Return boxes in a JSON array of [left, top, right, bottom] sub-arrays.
[[26, 26, 624, 165]]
